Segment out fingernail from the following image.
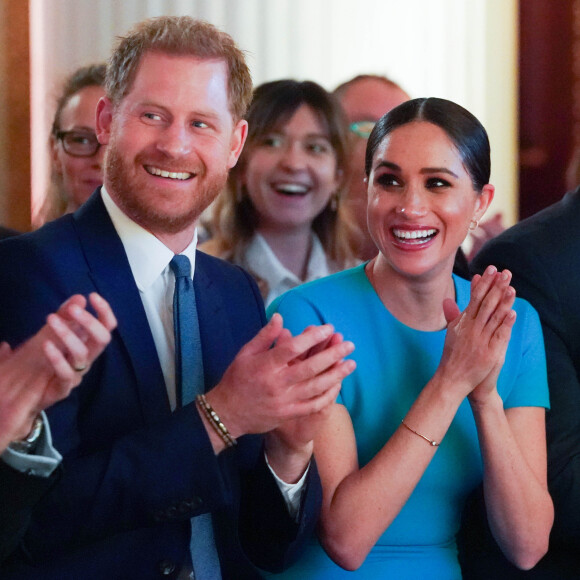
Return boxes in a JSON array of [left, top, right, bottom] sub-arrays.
[[485, 265, 497, 276], [48, 314, 65, 329], [70, 305, 83, 317]]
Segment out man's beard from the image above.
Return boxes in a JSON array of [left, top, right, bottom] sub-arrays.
[[104, 143, 227, 235]]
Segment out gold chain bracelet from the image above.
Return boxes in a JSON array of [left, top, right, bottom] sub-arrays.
[[401, 419, 440, 447]]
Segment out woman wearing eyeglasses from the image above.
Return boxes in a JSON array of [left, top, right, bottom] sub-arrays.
[[201, 79, 358, 306], [37, 64, 106, 226]]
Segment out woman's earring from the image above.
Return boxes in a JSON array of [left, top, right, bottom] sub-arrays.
[[235, 183, 244, 204], [469, 218, 479, 231], [330, 194, 339, 212]]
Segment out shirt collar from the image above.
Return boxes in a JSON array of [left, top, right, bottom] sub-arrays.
[[243, 232, 330, 290], [100, 186, 198, 290], [304, 234, 330, 279]]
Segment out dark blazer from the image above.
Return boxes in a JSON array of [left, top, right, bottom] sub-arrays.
[[0, 191, 321, 579], [0, 225, 19, 239], [0, 459, 60, 564], [460, 188, 580, 579]]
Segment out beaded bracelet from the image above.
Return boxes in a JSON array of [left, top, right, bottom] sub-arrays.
[[401, 419, 440, 447], [196, 394, 237, 448]]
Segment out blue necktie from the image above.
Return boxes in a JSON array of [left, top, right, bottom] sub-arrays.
[[170, 255, 204, 407], [170, 255, 221, 580]]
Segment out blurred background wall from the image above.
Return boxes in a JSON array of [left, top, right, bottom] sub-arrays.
[[0, 0, 31, 231], [0, 0, 535, 231]]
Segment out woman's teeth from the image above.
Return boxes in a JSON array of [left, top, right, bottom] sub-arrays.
[[275, 183, 309, 196], [393, 228, 437, 243]]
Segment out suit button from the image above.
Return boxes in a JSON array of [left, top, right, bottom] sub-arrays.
[[158, 559, 176, 575]]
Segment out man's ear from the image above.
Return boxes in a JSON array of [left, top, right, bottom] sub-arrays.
[[227, 119, 248, 169], [96, 96, 113, 145]]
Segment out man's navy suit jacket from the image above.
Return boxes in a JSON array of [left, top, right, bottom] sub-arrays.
[[0, 458, 59, 565], [0, 191, 321, 579]]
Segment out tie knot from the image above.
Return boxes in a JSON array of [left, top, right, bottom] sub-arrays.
[[170, 255, 192, 279]]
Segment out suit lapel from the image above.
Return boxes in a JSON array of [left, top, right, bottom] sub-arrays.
[[73, 192, 170, 423], [194, 252, 237, 392]]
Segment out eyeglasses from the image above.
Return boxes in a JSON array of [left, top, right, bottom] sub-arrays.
[[349, 120, 376, 139], [56, 130, 102, 157]]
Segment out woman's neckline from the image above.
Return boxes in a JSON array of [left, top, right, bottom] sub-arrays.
[[364, 258, 457, 332]]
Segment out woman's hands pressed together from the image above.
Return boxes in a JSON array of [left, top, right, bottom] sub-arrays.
[[438, 266, 552, 569], [438, 265, 516, 403]]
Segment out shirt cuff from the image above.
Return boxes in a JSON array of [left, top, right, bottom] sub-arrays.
[[1, 412, 62, 477], [264, 451, 310, 520]]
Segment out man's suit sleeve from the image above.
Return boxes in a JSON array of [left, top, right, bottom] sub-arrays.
[[0, 460, 60, 564], [237, 454, 321, 573], [210, 263, 323, 575], [472, 237, 580, 545]]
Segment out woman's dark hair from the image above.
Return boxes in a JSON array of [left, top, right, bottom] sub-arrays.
[[208, 79, 356, 266], [365, 97, 491, 192], [245, 79, 349, 165]]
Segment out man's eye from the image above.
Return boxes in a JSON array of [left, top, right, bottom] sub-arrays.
[[192, 121, 209, 129], [143, 112, 162, 121]]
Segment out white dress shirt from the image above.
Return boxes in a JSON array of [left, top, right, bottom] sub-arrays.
[[101, 186, 195, 411], [237, 232, 336, 307]]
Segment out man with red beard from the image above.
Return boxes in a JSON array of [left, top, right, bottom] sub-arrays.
[[0, 16, 355, 580]]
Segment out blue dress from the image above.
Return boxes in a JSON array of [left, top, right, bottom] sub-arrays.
[[266, 264, 549, 579]]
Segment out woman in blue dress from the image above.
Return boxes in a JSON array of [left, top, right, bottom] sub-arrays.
[[267, 98, 554, 579]]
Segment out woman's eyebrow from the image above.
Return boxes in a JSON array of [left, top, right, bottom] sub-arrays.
[[373, 161, 459, 179], [420, 167, 459, 178], [373, 160, 400, 172]]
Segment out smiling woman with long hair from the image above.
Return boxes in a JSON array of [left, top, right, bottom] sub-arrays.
[[201, 79, 358, 306]]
